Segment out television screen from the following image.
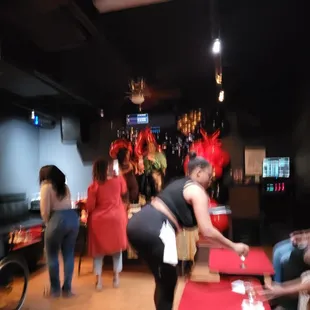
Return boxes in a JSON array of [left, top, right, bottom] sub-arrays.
[[262, 157, 290, 178], [126, 113, 149, 126]]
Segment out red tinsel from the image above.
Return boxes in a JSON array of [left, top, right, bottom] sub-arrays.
[[183, 128, 230, 178], [134, 127, 159, 158], [109, 139, 133, 159]]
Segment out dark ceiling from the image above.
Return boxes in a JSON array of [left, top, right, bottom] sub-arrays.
[[0, 0, 307, 125]]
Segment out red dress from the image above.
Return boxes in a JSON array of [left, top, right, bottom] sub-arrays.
[[86, 176, 128, 257]]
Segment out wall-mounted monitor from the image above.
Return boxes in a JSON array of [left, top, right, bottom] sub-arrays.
[[126, 113, 149, 126], [262, 157, 290, 178]]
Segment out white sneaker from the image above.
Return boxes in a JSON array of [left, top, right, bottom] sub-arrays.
[[96, 282, 103, 291], [113, 275, 119, 288]]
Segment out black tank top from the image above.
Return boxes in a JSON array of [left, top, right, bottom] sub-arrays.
[[157, 177, 197, 228]]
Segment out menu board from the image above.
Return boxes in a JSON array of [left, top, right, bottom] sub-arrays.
[[126, 113, 149, 126]]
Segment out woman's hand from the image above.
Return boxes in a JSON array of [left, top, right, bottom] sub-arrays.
[[232, 243, 249, 257], [258, 283, 285, 300], [304, 248, 310, 265], [290, 232, 303, 245]]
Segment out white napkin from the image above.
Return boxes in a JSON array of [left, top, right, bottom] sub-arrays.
[[159, 220, 178, 266], [231, 280, 246, 294]]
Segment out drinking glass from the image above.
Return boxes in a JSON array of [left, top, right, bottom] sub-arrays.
[[242, 299, 264, 310], [242, 282, 265, 309], [244, 282, 256, 303], [240, 255, 246, 269]]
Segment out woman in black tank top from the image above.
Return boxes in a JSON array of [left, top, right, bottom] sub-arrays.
[[127, 152, 249, 310]]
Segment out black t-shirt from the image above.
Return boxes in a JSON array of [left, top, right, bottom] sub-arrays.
[[157, 177, 197, 228]]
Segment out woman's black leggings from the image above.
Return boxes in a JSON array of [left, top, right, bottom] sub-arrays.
[[127, 204, 178, 310]]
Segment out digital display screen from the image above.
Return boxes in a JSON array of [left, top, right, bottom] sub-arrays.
[[151, 126, 160, 134], [263, 157, 290, 178], [126, 113, 149, 126]]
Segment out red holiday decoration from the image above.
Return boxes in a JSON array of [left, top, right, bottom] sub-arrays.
[[209, 198, 229, 232], [109, 139, 133, 159], [134, 127, 158, 158], [213, 166, 223, 179], [209, 198, 218, 208], [183, 128, 230, 178], [183, 128, 230, 232]]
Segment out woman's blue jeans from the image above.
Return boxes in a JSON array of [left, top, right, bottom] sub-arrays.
[[45, 209, 79, 294], [273, 238, 294, 283]]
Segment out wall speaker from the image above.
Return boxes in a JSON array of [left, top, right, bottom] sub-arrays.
[[60, 117, 80, 144]]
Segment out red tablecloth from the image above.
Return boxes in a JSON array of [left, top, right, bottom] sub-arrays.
[[209, 248, 274, 275], [178, 278, 271, 310]]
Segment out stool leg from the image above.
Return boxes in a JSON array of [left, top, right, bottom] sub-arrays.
[[78, 255, 82, 277], [78, 226, 87, 277], [181, 260, 185, 277]]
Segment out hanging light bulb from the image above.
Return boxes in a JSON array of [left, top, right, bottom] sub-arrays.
[[31, 110, 35, 120], [130, 94, 145, 105], [100, 109, 104, 118], [216, 73, 222, 85], [212, 39, 221, 54], [218, 90, 225, 102]]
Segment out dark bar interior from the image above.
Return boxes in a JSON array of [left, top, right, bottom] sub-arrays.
[[0, 0, 308, 309]]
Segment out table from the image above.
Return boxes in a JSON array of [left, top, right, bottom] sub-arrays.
[[209, 248, 274, 284], [209, 248, 274, 275], [178, 277, 271, 310]]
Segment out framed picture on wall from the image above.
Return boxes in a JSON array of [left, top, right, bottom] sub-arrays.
[[244, 147, 266, 176]]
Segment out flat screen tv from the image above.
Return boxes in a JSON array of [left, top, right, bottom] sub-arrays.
[[262, 157, 290, 178], [126, 113, 149, 126]]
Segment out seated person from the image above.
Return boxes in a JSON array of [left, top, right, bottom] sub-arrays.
[[273, 230, 310, 283], [263, 247, 310, 310]]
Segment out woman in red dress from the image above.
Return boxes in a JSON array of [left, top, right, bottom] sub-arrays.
[[86, 158, 128, 290]]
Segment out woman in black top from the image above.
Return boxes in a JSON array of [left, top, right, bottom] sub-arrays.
[[127, 152, 249, 310]]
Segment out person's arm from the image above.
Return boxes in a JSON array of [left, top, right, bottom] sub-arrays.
[[262, 279, 310, 298], [281, 280, 310, 295], [304, 248, 310, 265], [183, 184, 235, 251], [40, 183, 52, 224], [86, 182, 98, 213]]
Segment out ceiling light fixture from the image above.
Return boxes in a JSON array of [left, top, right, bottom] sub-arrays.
[[212, 38, 221, 54], [130, 94, 145, 105], [218, 90, 224, 102]]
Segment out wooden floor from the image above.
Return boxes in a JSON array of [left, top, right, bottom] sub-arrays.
[[18, 258, 185, 310], [5, 247, 272, 310]]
